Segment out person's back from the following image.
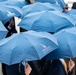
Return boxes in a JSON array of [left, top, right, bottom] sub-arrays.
[[48, 59, 75, 75], [48, 59, 66, 75]]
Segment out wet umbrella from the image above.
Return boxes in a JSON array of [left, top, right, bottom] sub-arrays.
[[0, 21, 8, 39], [18, 11, 75, 33], [0, 30, 58, 65], [22, 2, 62, 16], [44, 27, 76, 60]]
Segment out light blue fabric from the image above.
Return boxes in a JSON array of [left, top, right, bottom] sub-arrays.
[[44, 27, 76, 60], [0, 21, 8, 39], [22, 2, 62, 16], [36, 0, 56, 4], [0, 0, 29, 8], [18, 11, 75, 33], [68, 9, 76, 15], [0, 30, 58, 65], [0, 0, 6, 2], [35, 0, 66, 8], [56, 0, 66, 9], [0, 5, 23, 24], [0, 5, 23, 18]]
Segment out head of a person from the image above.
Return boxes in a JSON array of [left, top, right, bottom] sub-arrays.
[[62, 4, 69, 12], [25, 0, 31, 4], [25, 0, 36, 4]]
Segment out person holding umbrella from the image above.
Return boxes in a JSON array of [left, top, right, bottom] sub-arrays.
[[25, 59, 50, 75], [48, 58, 75, 75]]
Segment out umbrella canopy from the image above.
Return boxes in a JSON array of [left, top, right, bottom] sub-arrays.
[[0, 0, 29, 8], [0, 31, 58, 65], [18, 11, 75, 33], [0, 9, 15, 21], [56, 0, 66, 9], [35, 0, 66, 8], [0, 0, 6, 2], [0, 5, 23, 24], [0, 5, 23, 18], [22, 2, 62, 16], [35, 0, 56, 4], [0, 21, 8, 39], [44, 27, 76, 60], [68, 9, 76, 15]]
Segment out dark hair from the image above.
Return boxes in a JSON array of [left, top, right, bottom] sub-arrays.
[[62, 4, 68, 12], [65, 4, 69, 9], [72, 2, 76, 9], [25, 0, 31, 4]]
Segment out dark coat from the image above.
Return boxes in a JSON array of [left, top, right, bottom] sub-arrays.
[[28, 59, 50, 75], [20, 27, 27, 32], [48, 59, 72, 75], [6, 64, 20, 75]]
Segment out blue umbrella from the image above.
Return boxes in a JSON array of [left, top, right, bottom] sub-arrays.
[[18, 11, 75, 33], [0, 0, 6, 2], [44, 27, 76, 60], [0, 5, 23, 24], [0, 30, 58, 65], [22, 2, 62, 16], [0, 9, 14, 21], [68, 9, 76, 15], [0, 5, 23, 18], [35, 0, 56, 4], [0, 11, 15, 23], [35, 0, 66, 8], [0, 11, 5, 20], [0, 0, 29, 8], [0, 21, 8, 39], [56, 0, 66, 9]]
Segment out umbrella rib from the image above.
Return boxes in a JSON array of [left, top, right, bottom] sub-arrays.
[[22, 34, 40, 59], [65, 32, 74, 58], [9, 34, 21, 64]]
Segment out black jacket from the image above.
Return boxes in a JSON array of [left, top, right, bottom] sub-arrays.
[[48, 59, 73, 75], [28, 60, 50, 75]]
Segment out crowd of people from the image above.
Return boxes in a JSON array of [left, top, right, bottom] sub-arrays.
[[0, 0, 76, 75]]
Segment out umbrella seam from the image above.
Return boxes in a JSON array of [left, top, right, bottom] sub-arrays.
[[22, 33, 40, 59]]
